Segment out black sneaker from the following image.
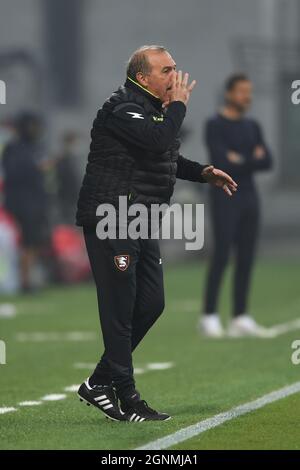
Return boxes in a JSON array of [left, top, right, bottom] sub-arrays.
[[78, 379, 125, 422], [120, 392, 171, 422]]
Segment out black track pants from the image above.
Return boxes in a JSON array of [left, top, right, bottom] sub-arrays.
[[83, 226, 165, 400]]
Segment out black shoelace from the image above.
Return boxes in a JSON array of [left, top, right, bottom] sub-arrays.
[[138, 400, 158, 415]]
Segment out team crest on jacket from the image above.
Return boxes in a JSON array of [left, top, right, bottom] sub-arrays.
[[114, 255, 130, 271]]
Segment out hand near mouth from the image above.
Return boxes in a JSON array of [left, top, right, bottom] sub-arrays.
[[162, 71, 196, 108]]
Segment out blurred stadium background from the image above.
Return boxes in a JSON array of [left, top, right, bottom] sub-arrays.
[[0, 0, 299, 450]]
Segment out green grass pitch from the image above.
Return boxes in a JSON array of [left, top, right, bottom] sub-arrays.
[[0, 259, 299, 449]]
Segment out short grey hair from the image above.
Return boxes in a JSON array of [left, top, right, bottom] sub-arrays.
[[126, 45, 167, 80]]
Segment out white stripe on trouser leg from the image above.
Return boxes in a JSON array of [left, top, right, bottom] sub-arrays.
[[103, 404, 113, 410]]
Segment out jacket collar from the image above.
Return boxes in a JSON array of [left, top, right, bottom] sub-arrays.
[[124, 76, 163, 111]]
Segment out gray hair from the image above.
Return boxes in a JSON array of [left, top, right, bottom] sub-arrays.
[[126, 45, 167, 80]]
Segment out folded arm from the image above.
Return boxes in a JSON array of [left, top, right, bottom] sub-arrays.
[[205, 120, 273, 177]]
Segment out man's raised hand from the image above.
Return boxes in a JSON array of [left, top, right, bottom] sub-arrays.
[[163, 71, 196, 108]]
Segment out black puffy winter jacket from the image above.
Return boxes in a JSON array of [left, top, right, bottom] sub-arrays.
[[76, 76, 208, 227]]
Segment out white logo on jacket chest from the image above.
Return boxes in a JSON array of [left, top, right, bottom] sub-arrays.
[[126, 112, 144, 119]]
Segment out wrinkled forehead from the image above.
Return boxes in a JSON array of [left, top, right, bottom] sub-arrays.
[[147, 50, 176, 72]]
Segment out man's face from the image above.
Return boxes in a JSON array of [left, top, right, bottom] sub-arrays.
[[137, 51, 177, 102], [226, 80, 253, 113]]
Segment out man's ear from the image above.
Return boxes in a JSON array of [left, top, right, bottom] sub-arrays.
[[136, 72, 148, 88]]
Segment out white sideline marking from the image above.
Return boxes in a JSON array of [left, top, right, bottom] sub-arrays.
[[0, 385, 82, 417], [64, 384, 80, 392], [134, 367, 145, 374], [16, 332, 96, 342], [0, 407, 17, 414], [0, 303, 17, 318], [261, 318, 300, 338], [136, 381, 300, 450], [41, 394, 66, 401], [73, 362, 174, 374], [73, 362, 95, 369], [147, 362, 174, 370], [225, 318, 300, 339], [19, 401, 42, 406]]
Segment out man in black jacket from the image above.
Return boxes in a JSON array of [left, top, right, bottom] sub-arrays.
[[76, 45, 237, 422]]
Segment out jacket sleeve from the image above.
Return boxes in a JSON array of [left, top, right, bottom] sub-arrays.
[[104, 101, 186, 154], [176, 154, 209, 183], [205, 119, 273, 177], [250, 122, 273, 171]]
